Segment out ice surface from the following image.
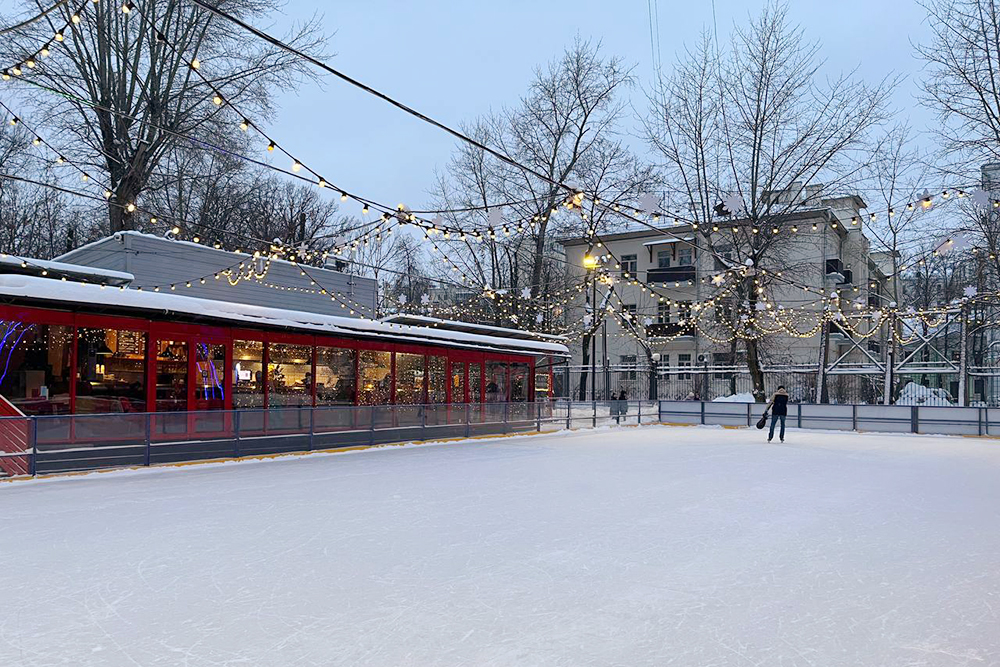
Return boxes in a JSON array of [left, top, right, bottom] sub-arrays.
[[3, 426, 1000, 666]]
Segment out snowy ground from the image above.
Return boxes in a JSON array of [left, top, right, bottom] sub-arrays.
[[3, 426, 1000, 666]]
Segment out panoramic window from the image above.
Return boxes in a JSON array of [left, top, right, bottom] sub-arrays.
[[75, 327, 146, 414], [395, 352, 425, 404], [232, 340, 264, 408], [358, 350, 391, 405], [0, 322, 74, 415], [428, 356, 447, 403], [316, 346, 356, 405], [268, 343, 313, 407]]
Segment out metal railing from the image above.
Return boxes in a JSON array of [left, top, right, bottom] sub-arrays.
[[0, 400, 660, 478], [658, 400, 1000, 436]]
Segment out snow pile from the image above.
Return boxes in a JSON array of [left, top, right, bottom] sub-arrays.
[[896, 381, 955, 406], [712, 392, 756, 403]]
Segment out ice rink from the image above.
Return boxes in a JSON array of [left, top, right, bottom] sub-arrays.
[[3, 425, 1000, 666]]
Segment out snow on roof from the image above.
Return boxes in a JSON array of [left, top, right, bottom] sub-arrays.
[[0, 254, 133, 284], [641, 237, 695, 247], [381, 314, 567, 343], [0, 275, 568, 357]]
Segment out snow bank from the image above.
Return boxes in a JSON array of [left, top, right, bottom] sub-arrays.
[[712, 392, 756, 403], [896, 381, 955, 406]]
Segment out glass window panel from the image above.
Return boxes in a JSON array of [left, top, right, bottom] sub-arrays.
[[155, 340, 188, 412], [469, 363, 482, 403], [485, 361, 507, 403], [428, 356, 447, 404], [268, 343, 313, 407], [534, 371, 550, 397], [316, 346, 356, 405], [193, 343, 226, 410], [657, 250, 671, 268], [451, 362, 466, 403], [358, 350, 391, 405], [0, 322, 73, 415], [233, 340, 264, 408], [510, 363, 529, 402], [395, 352, 425, 404]]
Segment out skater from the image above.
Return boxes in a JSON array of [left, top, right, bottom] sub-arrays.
[[766, 386, 789, 442], [614, 388, 628, 424]]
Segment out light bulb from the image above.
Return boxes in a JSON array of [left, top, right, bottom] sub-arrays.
[[26, 58, 35, 68], [340, 192, 348, 202], [317, 178, 327, 188], [40, 45, 50, 57], [1, 71, 9, 80], [362, 204, 369, 215], [32, 136, 41, 145], [121, 1, 133, 13], [9, 117, 18, 126], [266, 141, 275, 152], [12, 66, 21, 76], [150, 217, 157, 224], [239, 118, 249, 131], [54, 31, 64, 42], [81, 173, 89, 181], [190, 58, 200, 70], [170, 226, 180, 235], [291, 160, 302, 172], [56, 155, 65, 164], [212, 92, 223, 105], [72, 13, 81, 23], [126, 203, 136, 212]]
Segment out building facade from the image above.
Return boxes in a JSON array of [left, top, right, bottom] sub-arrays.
[[561, 192, 892, 401]]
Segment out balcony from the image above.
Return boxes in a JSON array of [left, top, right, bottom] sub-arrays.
[[647, 266, 696, 284], [646, 322, 694, 338], [825, 258, 845, 283]]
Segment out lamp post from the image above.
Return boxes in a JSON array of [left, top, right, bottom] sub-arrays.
[[583, 254, 599, 401], [650, 352, 661, 400]]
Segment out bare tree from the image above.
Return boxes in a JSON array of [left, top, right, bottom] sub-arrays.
[[644, 3, 895, 400], [917, 0, 1000, 169], [434, 39, 657, 329], [0, 0, 325, 232]]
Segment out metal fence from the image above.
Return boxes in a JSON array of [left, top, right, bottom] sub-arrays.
[[659, 400, 1000, 436], [0, 400, 660, 478]]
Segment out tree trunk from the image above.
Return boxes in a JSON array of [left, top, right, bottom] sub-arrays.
[[579, 333, 591, 401], [745, 338, 766, 402]]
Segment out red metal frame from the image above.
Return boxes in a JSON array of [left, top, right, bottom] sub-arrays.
[[0, 303, 542, 435]]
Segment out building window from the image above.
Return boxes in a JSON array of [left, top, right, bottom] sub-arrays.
[[623, 304, 637, 320], [678, 353, 692, 380], [486, 361, 507, 402], [510, 362, 529, 402], [677, 246, 694, 266], [452, 362, 467, 402], [76, 327, 145, 414], [713, 352, 734, 379], [268, 343, 313, 407], [657, 302, 670, 324], [155, 340, 189, 412], [358, 350, 391, 405], [675, 301, 692, 323], [395, 352, 425, 404], [657, 354, 670, 376], [657, 249, 672, 268], [233, 340, 264, 408], [469, 363, 483, 402], [428, 355, 447, 403], [0, 322, 73, 416], [316, 346, 356, 405], [621, 254, 637, 276], [194, 343, 226, 410], [620, 355, 637, 381]]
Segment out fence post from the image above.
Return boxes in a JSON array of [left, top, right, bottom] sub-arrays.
[[503, 402, 509, 435], [700, 401, 705, 425], [536, 402, 542, 432], [852, 404, 857, 432], [29, 418, 37, 477], [979, 407, 984, 437], [638, 400, 642, 425], [308, 407, 315, 451], [466, 403, 471, 438], [421, 405, 427, 442], [592, 400, 597, 428], [144, 413, 151, 467], [911, 406, 919, 434], [234, 410, 241, 458], [797, 404, 802, 429], [369, 406, 376, 446], [567, 401, 572, 430], [747, 403, 751, 427]]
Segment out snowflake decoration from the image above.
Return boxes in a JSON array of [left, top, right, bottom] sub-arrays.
[[420, 293, 430, 305], [535, 313, 544, 323], [487, 208, 503, 228], [583, 313, 593, 326], [297, 242, 309, 260], [724, 194, 746, 217], [639, 193, 659, 215], [711, 273, 726, 286], [398, 294, 407, 304], [520, 287, 531, 299], [964, 285, 978, 298], [755, 302, 767, 311], [643, 317, 653, 326]]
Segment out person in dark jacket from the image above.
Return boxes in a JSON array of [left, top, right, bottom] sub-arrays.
[[766, 386, 789, 442]]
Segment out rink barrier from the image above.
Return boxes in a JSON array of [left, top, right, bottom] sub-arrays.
[[657, 400, 1000, 436], [0, 400, 661, 479]]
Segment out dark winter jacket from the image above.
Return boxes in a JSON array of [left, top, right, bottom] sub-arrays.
[[769, 390, 789, 416]]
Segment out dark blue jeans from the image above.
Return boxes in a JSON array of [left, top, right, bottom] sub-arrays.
[[769, 413, 786, 440]]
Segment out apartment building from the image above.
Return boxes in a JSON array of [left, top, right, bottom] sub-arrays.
[[561, 190, 891, 394]]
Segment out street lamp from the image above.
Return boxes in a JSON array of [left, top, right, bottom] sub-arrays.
[[650, 352, 661, 400]]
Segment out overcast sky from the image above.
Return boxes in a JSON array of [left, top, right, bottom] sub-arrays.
[[1, 0, 937, 213], [259, 0, 936, 213]]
